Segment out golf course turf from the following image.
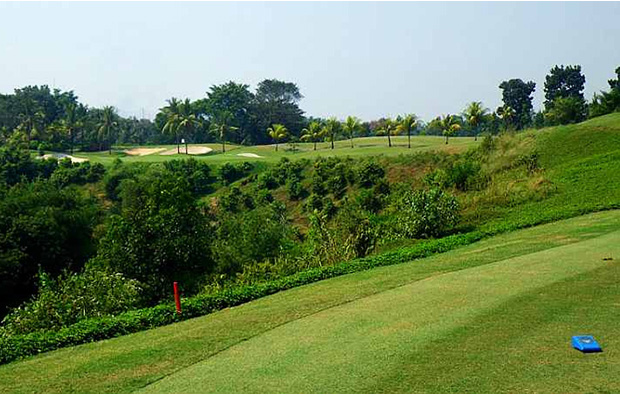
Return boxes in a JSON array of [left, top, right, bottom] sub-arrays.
[[0, 210, 619, 393]]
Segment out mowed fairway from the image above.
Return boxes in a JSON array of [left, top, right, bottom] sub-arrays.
[[1, 211, 619, 393], [75, 136, 478, 166]]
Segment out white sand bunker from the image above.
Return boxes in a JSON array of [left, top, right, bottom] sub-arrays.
[[125, 147, 165, 156], [237, 153, 263, 158], [160, 146, 214, 156], [40, 153, 89, 163]]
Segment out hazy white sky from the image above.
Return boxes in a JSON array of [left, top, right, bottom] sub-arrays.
[[1, 1, 619, 122]]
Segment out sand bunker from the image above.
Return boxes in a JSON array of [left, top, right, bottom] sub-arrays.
[[40, 153, 89, 163], [125, 147, 166, 156], [160, 146, 214, 156], [236, 153, 263, 158]]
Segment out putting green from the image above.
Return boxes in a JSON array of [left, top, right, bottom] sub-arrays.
[[143, 231, 620, 393]]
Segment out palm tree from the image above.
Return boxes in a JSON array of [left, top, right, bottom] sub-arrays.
[[210, 111, 238, 153], [17, 99, 45, 146], [267, 124, 288, 151], [161, 98, 182, 153], [97, 106, 118, 154], [301, 121, 324, 151], [323, 117, 341, 150], [439, 114, 461, 144], [342, 116, 361, 148], [463, 102, 489, 141], [62, 103, 82, 154], [497, 105, 516, 131], [378, 118, 398, 147], [177, 99, 202, 154], [396, 114, 418, 148]]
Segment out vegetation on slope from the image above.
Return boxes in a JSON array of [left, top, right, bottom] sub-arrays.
[[0, 210, 618, 393]]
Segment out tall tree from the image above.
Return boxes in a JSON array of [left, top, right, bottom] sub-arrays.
[[61, 103, 82, 154], [203, 81, 253, 144], [267, 124, 288, 151], [210, 111, 238, 153], [543, 65, 587, 124], [177, 99, 202, 154], [322, 117, 341, 150], [253, 79, 305, 140], [499, 79, 536, 130], [439, 114, 461, 144], [97, 106, 118, 154], [161, 98, 182, 153], [301, 121, 324, 151], [396, 114, 418, 148], [342, 116, 362, 148], [463, 102, 489, 141], [16, 98, 45, 145], [378, 118, 398, 147]]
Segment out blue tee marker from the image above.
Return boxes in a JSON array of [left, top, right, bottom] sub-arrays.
[[571, 335, 602, 353]]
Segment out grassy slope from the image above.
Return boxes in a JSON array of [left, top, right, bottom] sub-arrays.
[[0, 210, 619, 393], [145, 230, 620, 394], [75, 136, 478, 166]]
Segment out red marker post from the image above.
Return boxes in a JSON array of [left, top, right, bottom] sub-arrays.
[[173, 281, 182, 314]]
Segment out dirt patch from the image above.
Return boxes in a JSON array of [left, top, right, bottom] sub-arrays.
[[125, 148, 166, 156], [160, 146, 213, 156]]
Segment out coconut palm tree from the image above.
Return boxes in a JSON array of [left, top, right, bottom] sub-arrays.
[[62, 103, 82, 154], [161, 98, 182, 153], [210, 111, 238, 153], [17, 99, 45, 146], [497, 105, 516, 131], [342, 116, 361, 148], [301, 121, 324, 151], [97, 106, 118, 154], [464, 102, 489, 141], [396, 114, 418, 148], [267, 124, 288, 151], [322, 117, 341, 150], [378, 118, 398, 147], [439, 114, 461, 145], [177, 99, 202, 154]]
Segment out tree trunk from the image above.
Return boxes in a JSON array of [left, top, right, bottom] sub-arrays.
[[408, 132, 411, 148], [185, 140, 188, 155], [275, 141, 278, 152], [445, 135, 449, 144], [350, 136, 354, 148], [70, 130, 74, 154], [331, 135, 334, 150], [388, 133, 392, 148], [176, 134, 180, 154], [313, 141, 316, 151], [222, 141, 226, 153]]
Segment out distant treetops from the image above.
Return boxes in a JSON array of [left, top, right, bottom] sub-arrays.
[[1, 65, 619, 152]]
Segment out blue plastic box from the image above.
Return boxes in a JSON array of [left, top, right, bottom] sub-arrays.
[[571, 335, 602, 353]]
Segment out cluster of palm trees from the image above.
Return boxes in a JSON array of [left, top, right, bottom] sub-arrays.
[[295, 114, 421, 151], [161, 98, 201, 154]]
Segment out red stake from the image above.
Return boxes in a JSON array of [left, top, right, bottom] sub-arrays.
[[173, 281, 182, 314]]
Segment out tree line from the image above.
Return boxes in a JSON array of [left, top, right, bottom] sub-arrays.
[[0, 65, 619, 154]]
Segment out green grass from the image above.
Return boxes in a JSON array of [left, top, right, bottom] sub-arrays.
[[1, 210, 619, 393], [73, 136, 478, 166]]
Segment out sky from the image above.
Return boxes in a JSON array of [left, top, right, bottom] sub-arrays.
[[1, 1, 619, 122]]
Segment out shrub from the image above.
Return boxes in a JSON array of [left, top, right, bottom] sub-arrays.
[[357, 161, 385, 187], [1, 268, 142, 335], [286, 178, 306, 200], [396, 188, 460, 238]]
